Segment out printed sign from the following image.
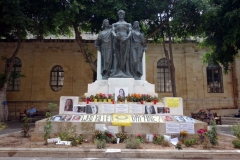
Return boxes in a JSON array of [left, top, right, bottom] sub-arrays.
[[166, 98, 179, 108], [112, 114, 131, 126]]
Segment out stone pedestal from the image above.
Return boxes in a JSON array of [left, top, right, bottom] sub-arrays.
[[31, 116, 207, 141], [86, 78, 157, 97]]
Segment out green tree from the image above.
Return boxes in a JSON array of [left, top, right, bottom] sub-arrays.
[[201, 0, 240, 72], [0, 0, 32, 121]]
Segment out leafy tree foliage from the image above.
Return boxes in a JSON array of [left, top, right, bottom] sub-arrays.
[[201, 0, 240, 72]]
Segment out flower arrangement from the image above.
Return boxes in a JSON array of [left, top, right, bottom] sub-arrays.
[[80, 95, 86, 102], [180, 130, 188, 139], [153, 134, 164, 145], [141, 94, 153, 102], [87, 93, 159, 103], [107, 94, 113, 100], [136, 134, 143, 143], [197, 128, 208, 143]]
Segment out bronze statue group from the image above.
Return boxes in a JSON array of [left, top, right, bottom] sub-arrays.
[[95, 10, 147, 80]]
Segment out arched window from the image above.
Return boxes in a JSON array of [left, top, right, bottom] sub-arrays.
[[50, 65, 64, 91], [5, 57, 22, 91], [157, 58, 172, 92], [206, 62, 223, 93]]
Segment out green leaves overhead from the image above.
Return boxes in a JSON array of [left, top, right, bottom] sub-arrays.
[[202, 0, 240, 72]]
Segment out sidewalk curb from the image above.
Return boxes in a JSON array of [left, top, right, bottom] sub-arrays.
[[0, 148, 240, 159]]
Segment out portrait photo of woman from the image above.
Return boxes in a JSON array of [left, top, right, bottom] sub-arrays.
[[86, 105, 98, 114], [72, 115, 81, 121], [163, 115, 174, 122], [115, 87, 128, 101], [64, 99, 73, 111], [118, 88, 125, 98], [65, 115, 72, 121], [144, 105, 156, 114]]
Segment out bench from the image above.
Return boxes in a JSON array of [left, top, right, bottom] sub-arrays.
[[20, 110, 49, 123], [191, 112, 209, 123], [213, 112, 222, 125]]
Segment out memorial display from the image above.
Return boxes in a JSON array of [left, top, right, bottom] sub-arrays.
[[31, 10, 207, 142]]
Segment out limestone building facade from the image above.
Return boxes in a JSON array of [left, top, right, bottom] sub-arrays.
[[0, 40, 239, 120]]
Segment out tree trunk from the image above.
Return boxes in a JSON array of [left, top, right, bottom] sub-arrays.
[[72, 22, 97, 72], [167, 24, 177, 97], [0, 29, 22, 122]]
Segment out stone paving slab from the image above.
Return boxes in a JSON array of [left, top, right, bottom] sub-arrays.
[[0, 148, 240, 159]]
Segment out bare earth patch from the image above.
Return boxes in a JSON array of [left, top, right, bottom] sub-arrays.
[[0, 130, 238, 150]]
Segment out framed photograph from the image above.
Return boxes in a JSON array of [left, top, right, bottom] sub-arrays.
[[73, 105, 86, 114], [71, 115, 81, 121], [59, 96, 79, 114], [51, 115, 62, 122], [115, 87, 128, 101], [86, 105, 99, 114], [173, 116, 186, 122], [162, 115, 174, 122], [157, 107, 165, 114], [144, 105, 156, 114]]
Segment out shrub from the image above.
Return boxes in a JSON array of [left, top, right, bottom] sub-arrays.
[[161, 140, 170, 147], [230, 123, 240, 139], [153, 134, 164, 145], [175, 142, 182, 150], [205, 121, 218, 146], [58, 124, 79, 141], [71, 140, 79, 146], [96, 140, 106, 149], [202, 141, 211, 149], [21, 116, 31, 137], [43, 103, 57, 144], [136, 134, 143, 143], [184, 138, 197, 147], [94, 130, 107, 141], [0, 122, 7, 131], [125, 138, 141, 149], [232, 139, 240, 148], [116, 131, 128, 143]]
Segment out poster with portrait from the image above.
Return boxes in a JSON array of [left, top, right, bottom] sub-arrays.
[[162, 115, 175, 122], [51, 115, 63, 122], [64, 115, 73, 121], [157, 107, 170, 114], [183, 116, 195, 123], [115, 87, 128, 101], [173, 116, 186, 122], [71, 115, 81, 121], [59, 96, 79, 114], [144, 105, 156, 114], [86, 105, 99, 114], [73, 105, 86, 114]]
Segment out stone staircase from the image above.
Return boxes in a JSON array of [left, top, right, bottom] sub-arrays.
[[221, 116, 240, 125]]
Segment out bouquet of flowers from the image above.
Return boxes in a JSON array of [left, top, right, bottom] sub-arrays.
[[180, 130, 188, 139]]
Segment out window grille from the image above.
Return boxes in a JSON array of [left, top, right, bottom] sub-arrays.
[[5, 57, 22, 91], [157, 58, 172, 92], [206, 63, 223, 93], [50, 65, 64, 91]]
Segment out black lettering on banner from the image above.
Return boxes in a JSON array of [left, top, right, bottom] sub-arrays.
[[81, 115, 86, 122], [105, 115, 111, 122], [95, 115, 102, 122], [89, 115, 94, 121], [146, 115, 156, 122], [152, 116, 157, 122], [131, 115, 136, 122], [158, 116, 161, 122]]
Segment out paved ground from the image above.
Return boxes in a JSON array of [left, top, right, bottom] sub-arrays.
[[0, 158, 192, 160]]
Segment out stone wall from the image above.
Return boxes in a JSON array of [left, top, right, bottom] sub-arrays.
[[0, 40, 239, 119]]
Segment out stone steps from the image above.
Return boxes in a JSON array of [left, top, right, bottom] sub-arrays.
[[221, 117, 240, 125]]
